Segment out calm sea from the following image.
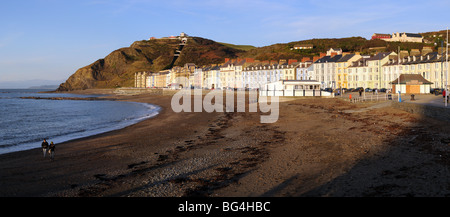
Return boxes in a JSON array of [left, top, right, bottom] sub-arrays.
[[0, 89, 160, 155]]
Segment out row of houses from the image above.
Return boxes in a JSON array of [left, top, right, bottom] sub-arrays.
[[135, 48, 449, 92]]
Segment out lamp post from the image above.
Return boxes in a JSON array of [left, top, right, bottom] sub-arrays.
[[446, 27, 448, 107], [398, 46, 401, 102]]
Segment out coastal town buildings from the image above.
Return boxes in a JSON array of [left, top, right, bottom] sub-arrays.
[[336, 53, 362, 89], [134, 46, 448, 93], [134, 71, 151, 88], [296, 61, 314, 81], [313, 54, 343, 88]]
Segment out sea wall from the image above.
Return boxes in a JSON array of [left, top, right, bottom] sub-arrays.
[[114, 88, 171, 96], [391, 101, 450, 122]]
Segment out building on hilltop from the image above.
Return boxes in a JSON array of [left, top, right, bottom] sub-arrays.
[[389, 32, 423, 43], [370, 32, 423, 43], [371, 33, 391, 40], [326, 48, 342, 56], [292, 44, 313, 50]]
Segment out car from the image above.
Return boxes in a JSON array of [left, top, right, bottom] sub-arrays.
[[347, 88, 355, 92], [354, 87, 364, 92], [431, 88, 444, 95], [380, 88, 387, 92], [365, 88, 372, 92], [324, 88, 333, 92]]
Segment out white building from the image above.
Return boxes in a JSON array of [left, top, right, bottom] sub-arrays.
[[313, 54, 342, 88], [388, 32, 423, 43], [296, 62, 314, 80]]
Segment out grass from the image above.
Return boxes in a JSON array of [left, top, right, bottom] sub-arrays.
[[218, 42, 256, 51]]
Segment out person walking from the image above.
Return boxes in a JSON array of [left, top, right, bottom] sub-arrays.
[[446, 89, 449, 104], [48, 142, 56, 161], [41, 139, 49, 158], [444, 89, 447, 103]]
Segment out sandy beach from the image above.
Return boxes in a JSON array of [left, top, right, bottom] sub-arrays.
[[1, 89, 450, 197]]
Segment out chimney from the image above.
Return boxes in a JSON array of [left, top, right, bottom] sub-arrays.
[[288, 59, 298, 64], [301, 57, 311, 62], [245, 58, 255, 63]]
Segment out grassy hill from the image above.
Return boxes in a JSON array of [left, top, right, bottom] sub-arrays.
[[218, 42, 256, 51]]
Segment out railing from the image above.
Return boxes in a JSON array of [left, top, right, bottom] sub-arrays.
[[350, 93, 398, 103], [259, 89, 332, 97]]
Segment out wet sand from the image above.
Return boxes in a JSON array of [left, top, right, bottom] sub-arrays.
[[1, 89, 450, 197]]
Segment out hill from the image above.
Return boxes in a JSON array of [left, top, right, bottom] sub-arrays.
[[218, 42, 256, 51], [57, 32, 441, 91], [57, 37, 244, 91]]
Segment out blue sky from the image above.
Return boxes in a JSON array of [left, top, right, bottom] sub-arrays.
[[0, 0, 449, 87]]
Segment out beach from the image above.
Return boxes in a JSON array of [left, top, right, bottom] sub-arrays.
[[1, 89, 450, 197]]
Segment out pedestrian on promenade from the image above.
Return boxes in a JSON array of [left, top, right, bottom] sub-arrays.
[[446, 89, 449, 104], [48, 142, 56, 161], [41, 139, 49, 158], [444, 89, 447, 103]]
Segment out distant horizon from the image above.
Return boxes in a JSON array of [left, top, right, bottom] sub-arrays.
[[0, 79, 64, 89]]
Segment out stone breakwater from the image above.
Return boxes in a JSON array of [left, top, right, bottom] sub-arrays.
[[20, 96, 114, 101]]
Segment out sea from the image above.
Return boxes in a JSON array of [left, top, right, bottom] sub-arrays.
[[0, 89, 160, 155]]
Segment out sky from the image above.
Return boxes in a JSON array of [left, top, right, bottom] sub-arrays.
[[0, 0, 449, 87]]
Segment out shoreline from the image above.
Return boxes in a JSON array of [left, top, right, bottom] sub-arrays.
[[0, 89, 222, 196], [1, 89, 450, 197], [0, 89, 161, 156]]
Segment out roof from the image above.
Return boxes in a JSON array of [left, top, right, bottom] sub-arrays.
[[373, 33, 391, 36], [404, 33, 423, 38], [390, 74, 433, 85], [366, 52, 394, 61], [336, 54, 355, 62], [315, 54, 343, 63]]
